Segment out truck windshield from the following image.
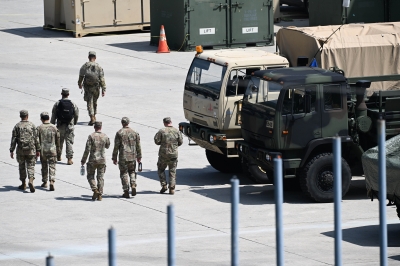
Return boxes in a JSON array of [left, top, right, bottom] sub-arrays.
[[185, 58, 227, 100], [243, 78, 282, 106]]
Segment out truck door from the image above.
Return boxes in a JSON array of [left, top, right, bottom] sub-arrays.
[[223, 67, 261, 130], [320, 84, 348, 137], [280, 85, 321, 149]]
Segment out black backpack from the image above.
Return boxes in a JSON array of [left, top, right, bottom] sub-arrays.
[[56, 99, 75, 124]]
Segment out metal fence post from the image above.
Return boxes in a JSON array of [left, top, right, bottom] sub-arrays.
[[333, 136, 342, 266], [274, 157, 284, 266], [167, 204, 175, 266], [46, 253, 54, 266], [378, 120, 387, 266], [231, 176, 239, 266], [108, 227, 116, 266]]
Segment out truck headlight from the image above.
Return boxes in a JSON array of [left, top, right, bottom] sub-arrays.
[[187, 127, 191, 136], [209, 135, 215, 143], [239, 145, 243, 152], [265, 154, 271, 161]]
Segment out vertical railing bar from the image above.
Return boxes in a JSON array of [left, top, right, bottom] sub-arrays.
[[274, 157, 284, 266], [378, 120, 387, 266], [231, 176, 239, 266], [168, 204, 176, 266], [108, 227, 116, 266], [333, 136, 342, 266]]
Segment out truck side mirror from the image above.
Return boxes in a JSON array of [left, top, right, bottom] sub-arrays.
[[304, 94, 312, 113], [235, 100, 243, 125]]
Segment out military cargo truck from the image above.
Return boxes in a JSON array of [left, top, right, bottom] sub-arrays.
[[179, 48, 289, 182], [235, 67, 400, 202]]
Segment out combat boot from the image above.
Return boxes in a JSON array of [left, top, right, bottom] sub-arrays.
[[92, 189, 100, 201], [41, 182, 48, 188], [49, 181, 55, 191], [122, 190, 130, 198], [131, 185, 137, 196], [28, 178, 35, 193], [88, 115, 95, 126], [67, 158, 73, 165], [169, 186, 175, 195], [160, 185, 168, 194], [18, 182, 26, 190], [97, 194, 102, 201]]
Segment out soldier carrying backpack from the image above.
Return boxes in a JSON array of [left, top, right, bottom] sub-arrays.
[[10, 110, 41, 193], [78, 51, 107, 126], [50, 88, 79, 165]]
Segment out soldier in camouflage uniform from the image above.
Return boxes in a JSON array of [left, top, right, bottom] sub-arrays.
[[81, 121, 110, 201], [77, 51, 107, 125], [154, 117, 183, 195], [51, 88, 79, 165], [10, 110, 41, 193], [37, 111, 60, 191], [112, 117, 142, 198]]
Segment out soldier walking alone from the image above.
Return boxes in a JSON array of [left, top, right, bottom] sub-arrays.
[[10, 110, 41, 193], [51, 88, 79, 165], [154, 117, 183, 195], [81, 121, 110, 201], [37, 112, 60, 191], [112, 117, 142, 199], [78, 51, 107, 125]]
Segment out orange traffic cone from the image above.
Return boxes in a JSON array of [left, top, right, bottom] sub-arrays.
[[157, 25, 170, 53]]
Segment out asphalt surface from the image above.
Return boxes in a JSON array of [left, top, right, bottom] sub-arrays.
[[0, 1, 399, 265]]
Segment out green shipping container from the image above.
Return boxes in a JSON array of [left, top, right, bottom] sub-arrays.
[[309, 0, 385, 26], [150, 0, 274, 51]]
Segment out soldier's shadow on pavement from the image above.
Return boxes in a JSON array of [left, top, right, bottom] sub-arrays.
[[76, 122, 90, 126], [322, 223, 400, 248], [55, 194, 121, 201], [389, 255, 400, 261], [0, 186, 30, 193]]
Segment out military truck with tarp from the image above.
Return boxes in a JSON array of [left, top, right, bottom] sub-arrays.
[[363, 134, 400, 219], [235, 67, 400, 202], [179, 48, 289, 182], [276, 22, 400, 94]]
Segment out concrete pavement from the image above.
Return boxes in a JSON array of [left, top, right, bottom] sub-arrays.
[[0, 1, 399, 265]]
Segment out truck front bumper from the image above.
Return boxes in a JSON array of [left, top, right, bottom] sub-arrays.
[[235, 140, 302, 170], [179, 122, 241, 157]]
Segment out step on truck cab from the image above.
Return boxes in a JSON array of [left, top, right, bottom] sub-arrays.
[[235, 67, 400, 202], [179, 47, 289, 181]]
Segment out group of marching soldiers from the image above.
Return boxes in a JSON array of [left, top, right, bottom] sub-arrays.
[[9, 51, 183, 201]]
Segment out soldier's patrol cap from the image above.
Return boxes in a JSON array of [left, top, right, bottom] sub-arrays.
[[61, 88, 69, 95], [20, 110, 28, 116], [163, 117, 171, 123], [40, 111, 49, 118], [121, 117, 130, 124], [94, 121, 102, 127], [89, 51, 96, 56]]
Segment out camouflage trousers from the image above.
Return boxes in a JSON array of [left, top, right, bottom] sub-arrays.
[[157, 157, 178, 188], [84, 86, 100, 116], [16, 154, 36, 182], [118, 160, 137, 191], [40, 154, 56, 183], [87, 162, 105, 194], [58, 124, 74, 159]]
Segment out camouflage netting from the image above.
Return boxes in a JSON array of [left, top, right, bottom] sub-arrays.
[[362, 134, 400, 214], [276, 22, 400, 95]]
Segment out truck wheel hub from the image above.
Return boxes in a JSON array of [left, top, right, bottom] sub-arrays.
[[317, 170, 334, 192]]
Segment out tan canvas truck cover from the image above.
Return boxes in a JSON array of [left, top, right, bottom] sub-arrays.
[[276, 22, 400, 94]]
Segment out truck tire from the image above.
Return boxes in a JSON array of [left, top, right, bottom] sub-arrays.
[[206, 150, 241, 173], [241, 157, 271, 183], [299, 153, 351, 203]]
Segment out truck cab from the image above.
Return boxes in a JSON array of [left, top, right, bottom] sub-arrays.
[[179, 48, 289, 179], [236, 67, 400, 202]]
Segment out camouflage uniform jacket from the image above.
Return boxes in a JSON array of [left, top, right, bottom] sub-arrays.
[[154, 126, 183, 159], [10, 121, 41, 156], [37, 122, 61, 157], [81, 132, 110, 164], [112, 127, 142, 162], [78, 61, 107, 93], [50, 99, 79, 128]]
